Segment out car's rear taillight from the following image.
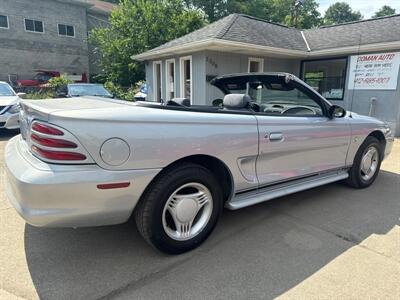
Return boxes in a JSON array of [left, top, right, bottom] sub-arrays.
[[31, 134, 77, 148], [32, 122, 64, 136], [30, 121, 88, 163], [31, 145, 87, 161]]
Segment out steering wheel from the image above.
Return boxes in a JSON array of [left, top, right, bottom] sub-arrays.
[[281, 107, 316, 115]]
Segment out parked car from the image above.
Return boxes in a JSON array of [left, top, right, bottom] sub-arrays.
[[0, 81, 24, 130], [5, 72, 394, 254], [55, 83, 113, 98], [134, 82, 148, 101], [15, 70, 88, 89], [15, 70, 60, 88]]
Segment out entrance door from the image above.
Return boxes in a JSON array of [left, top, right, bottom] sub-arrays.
[[166, 59, 175, 100], [180, 56, 192, 102], [153, 61, 162, 102]]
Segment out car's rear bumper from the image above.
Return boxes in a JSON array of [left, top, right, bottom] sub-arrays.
[[0, 112, 19, 129], [5, 136, 161, 227]]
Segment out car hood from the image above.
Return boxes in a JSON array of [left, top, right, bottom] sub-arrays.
[[0, 96, 19, 106]]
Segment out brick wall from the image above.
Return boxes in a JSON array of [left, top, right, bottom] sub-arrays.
[[0, 0, 90, 82]]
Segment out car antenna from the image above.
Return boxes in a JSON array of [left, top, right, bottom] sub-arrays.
[[349, 34, 363, 118]]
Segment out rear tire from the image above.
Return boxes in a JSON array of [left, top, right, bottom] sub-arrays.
[[134, 163, 223, 254], [346, 136, 382, 188]]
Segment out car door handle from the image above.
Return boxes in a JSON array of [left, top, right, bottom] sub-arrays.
[[266, 132, 284, 141]]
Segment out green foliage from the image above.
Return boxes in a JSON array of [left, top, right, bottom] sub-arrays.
[[104, 81, 142, 101], [189, 0, 229, 22], [90, 0, 205, 86], [373, 6, 396, 18], [47, 75, 73, 90], [227, 0, 274, 21], [24, 89, 55, 100], [323, 2, 363, 25], [285, 0, 321, 29], [186, 0, 321, 28], [24, 75, 72, 99], [267, 0, 321, 28]]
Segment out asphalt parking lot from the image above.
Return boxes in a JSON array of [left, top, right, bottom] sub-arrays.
[[0, 130, 399, 300]]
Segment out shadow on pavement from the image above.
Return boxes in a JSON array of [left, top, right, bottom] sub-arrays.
[[24, 170, 400, 300]]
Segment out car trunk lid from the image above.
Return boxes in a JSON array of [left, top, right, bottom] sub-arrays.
[[19, 97, 135, 156]]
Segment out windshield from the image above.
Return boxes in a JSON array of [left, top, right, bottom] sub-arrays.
[[207, 75, 324, 116], [34, 73, 53, 82], [0, 83, 15, 96], [68, 84, 112, 98], [219, 80, 320, 108]]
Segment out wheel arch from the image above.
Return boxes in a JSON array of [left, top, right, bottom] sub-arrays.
[[167, 155, 234, 203], [138, 154, 234, 207], [368, 130, 386, 154]]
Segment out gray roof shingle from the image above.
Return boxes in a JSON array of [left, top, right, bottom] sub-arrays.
[[137, 13, 400, 58], [149, 14, 239, 52], [304, 14, 400, 50], [220, 15, 307, 50], [146, 14, 307, 53]]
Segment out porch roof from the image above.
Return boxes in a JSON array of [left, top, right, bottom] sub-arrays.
[[86, 0, 116, 15], [133, 13, 400, 61]]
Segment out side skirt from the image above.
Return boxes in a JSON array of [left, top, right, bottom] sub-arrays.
[[225, 169, 349, 210]]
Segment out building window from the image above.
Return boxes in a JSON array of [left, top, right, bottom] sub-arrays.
[[180, 56, 192, 102], [0, 15, 9, 29], [153, 61, 162, 102], [24, 19, 44, 33], [248, 57, 264, 73], [58, 24, 75, 37], [165, 59, 176, 100], [302, 58, 347, 100]]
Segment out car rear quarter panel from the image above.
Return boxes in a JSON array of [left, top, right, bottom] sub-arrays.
[[50, 107, 259, 192]]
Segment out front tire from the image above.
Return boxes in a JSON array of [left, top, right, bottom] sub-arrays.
[[134, 163, 223, 254], [346, 136, 382, 188]]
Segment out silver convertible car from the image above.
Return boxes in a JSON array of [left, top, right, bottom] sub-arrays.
[[5, 73, 394, 254]]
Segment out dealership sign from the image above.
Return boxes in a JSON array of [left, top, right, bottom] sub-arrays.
[[348, 52, 400, 90]]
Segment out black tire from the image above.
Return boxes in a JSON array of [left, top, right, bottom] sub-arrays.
[[134, 163, 223, 254], [346, 136, 383, 188]]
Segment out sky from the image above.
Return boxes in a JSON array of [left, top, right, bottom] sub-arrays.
[[317, 0, 400, 18]]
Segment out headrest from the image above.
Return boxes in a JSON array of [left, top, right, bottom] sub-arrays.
[[223, 94, 251, 109], [170, 98, 191, 107]]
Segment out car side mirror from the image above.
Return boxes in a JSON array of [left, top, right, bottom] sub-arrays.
[[328, 105, 346, 119], [17, 92, 26, 98]]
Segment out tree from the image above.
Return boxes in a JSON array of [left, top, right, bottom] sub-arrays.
[[278, 0, 321, 28], [90, 0, 205, 86], [185, 0, 271, 22], [324, 2, 362, 25], [226, 0, 274, 20], [190, 0, 228, 22], [188, 0, 321, 28], [373, 5, 396, 18]]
